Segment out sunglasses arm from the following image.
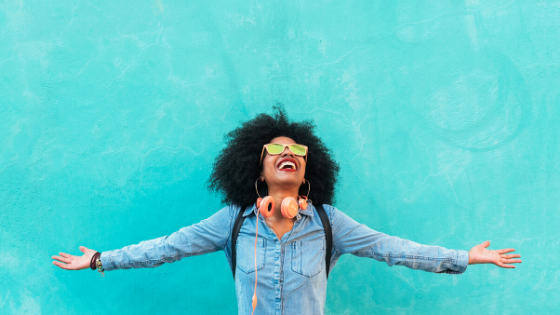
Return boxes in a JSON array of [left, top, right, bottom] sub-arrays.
[[259, 146, 266, 166]]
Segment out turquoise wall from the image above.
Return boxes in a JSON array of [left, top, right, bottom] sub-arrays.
[[1, 1, 557, 314]]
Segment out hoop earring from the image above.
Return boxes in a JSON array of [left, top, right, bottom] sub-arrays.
[[255, 177, 266, 208], [298, 179, 311, 210]]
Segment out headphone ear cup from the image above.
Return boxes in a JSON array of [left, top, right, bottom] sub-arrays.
[[259, 196, 275, 218], [281, 197, 299, 218]]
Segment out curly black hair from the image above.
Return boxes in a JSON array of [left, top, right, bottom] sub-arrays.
[[208, 105, 340, 209]]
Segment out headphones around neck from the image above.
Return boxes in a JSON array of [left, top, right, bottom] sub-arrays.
[[255, 178, 310, 218]]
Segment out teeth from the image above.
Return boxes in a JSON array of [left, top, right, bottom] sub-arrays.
[[279, 161, 296, 170]]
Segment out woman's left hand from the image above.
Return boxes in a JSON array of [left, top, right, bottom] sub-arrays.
[[468, 241, 522, 268]]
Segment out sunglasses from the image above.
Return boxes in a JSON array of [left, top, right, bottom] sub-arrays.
[[259, 143, 308, 165]]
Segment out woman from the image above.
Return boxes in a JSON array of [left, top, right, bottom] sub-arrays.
[[52, 106, 521, 314]]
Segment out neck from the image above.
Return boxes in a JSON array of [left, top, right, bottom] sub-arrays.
[[266, 188, 299, 221]]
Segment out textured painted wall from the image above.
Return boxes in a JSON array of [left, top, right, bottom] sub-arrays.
[[1, 1, 557, 314]]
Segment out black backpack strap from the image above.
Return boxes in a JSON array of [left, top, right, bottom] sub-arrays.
[[231, 207, 246, 279], [315, 204, 333, 279]]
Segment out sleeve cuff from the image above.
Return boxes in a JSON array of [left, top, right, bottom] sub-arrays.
[[100, 251, 117, 271], [451, 249, 469, 274]]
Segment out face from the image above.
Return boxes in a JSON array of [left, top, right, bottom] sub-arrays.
[[260, 136, 307, 190]]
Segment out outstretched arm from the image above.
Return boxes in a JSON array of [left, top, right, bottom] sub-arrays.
[[328, 205, 469, 274], [327, 205, 522, 274], [468, 241, 521, 268], [52, 206, 236, 272]]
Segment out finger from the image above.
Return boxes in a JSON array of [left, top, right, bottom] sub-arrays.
[[498, 248, 516, 255], [52, 255, 72, 264], [500, 258, 522, 264], [496, 262, 515, 268], [59, 252, 77, 259], [482, 241, 490, 248], [501, 254, 521, 259]]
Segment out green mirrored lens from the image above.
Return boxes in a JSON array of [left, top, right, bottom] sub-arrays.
[[289, 145, 306, 155], [267, 144, 285, 154]]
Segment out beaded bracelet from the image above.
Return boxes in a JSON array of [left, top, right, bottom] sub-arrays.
[[96, 255, 105, 277], [90, 252, 105, 277]]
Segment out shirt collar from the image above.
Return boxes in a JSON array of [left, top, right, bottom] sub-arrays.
[[243, 202, 315, 217]]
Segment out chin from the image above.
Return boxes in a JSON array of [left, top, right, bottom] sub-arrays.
[[276, 177, 302, 186]]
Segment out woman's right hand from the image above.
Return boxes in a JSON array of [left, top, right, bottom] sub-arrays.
[[52, 246, 98, 270]]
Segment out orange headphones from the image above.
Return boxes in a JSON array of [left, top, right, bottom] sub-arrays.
[[251, 178, 310, 314], [255, 178, 310, 218]]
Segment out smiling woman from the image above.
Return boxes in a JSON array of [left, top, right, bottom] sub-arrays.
[[52, 105, 521, 315]]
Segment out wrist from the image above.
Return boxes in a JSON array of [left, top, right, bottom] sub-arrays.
[[90, 252, 101, 270], [95, 252, 105, 277]]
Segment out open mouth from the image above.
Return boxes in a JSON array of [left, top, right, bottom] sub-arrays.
[[277, 159, 298, 172]]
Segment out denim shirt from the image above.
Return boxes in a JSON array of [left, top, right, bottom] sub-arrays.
[[100, 204, 469, 314]]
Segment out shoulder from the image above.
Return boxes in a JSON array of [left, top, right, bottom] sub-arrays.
[[314, 204, 360, 230], [313, 203, 341, 222], [220, 203, 254, 223], [205, 204, 244, 226], [228, 203, 253, 216]]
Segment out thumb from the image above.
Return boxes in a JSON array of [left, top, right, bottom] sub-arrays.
[[79, 246, 88, 253], [482, 241, 490, 248]]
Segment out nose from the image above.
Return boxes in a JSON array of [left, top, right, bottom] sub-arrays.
[[280, 146, 294, 157]]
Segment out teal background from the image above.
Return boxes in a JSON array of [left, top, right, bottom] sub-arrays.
[[0, 1, 557, 314]]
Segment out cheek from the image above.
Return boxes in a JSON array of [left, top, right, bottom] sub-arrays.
[[299, 159, 307, 171], [299, 164, 306, 176], [263, 160, 276, 174]]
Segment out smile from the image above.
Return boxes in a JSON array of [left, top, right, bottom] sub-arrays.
[[277, 158, 298, 172]]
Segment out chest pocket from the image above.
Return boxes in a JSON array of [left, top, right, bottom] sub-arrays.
[[236, 237, 266, 274], [291, 240, 325, 277]]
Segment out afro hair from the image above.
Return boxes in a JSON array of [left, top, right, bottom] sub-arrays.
[[208, 105, 340, 209]]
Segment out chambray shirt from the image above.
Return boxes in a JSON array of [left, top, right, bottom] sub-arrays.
[[100, 204, 469, 314]]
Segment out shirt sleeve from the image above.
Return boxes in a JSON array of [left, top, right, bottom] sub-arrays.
[[100, 205, 235, 271], [328, 205, 469, 274]]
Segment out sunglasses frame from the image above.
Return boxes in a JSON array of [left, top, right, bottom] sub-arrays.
[[259, 143, 308, 166]]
